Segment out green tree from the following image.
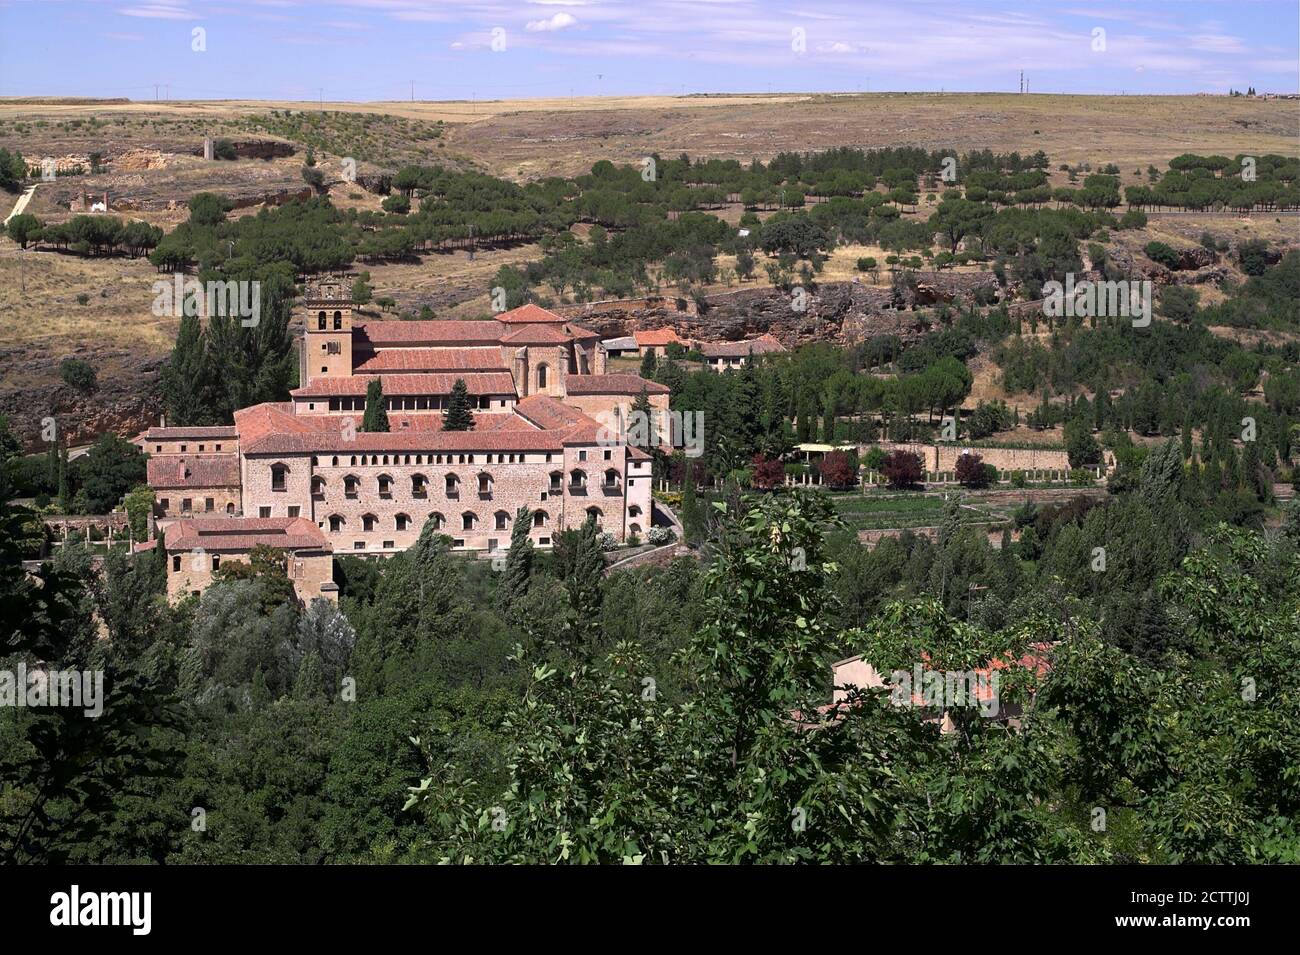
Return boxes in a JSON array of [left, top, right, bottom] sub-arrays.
[[442, 379, 476, 432], [362, 379, 389, 432]]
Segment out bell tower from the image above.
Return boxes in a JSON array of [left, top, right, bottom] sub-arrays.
[[302, 278, 354, 383]]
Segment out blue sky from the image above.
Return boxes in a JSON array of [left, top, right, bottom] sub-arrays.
[[1, 0, 1296, 100]]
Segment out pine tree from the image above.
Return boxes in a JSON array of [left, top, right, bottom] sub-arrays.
[[361, 378, 389, 432], [1181, 412, 1194, 461], [497, 506, 534, 622], [442, 378, 476, 432], [639, 349, 657, 379]]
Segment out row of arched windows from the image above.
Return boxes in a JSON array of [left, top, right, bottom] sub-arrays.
[[321, 507, 613, 535], [304, 469, 621, 498]]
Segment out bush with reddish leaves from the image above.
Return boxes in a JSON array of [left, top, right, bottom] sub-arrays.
[[752, 454, 786, 490], [819, 450, 858, 490], [882, 450, 924, 489], [955, 452, 989, 488]]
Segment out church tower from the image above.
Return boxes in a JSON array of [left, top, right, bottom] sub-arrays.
[[301, 278, 354, 384]]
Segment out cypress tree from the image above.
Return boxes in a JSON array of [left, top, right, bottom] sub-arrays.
[[497, 506, 534, 622], [1181, 412, 1194, 461], [680, 462, 704, 545], [639, 349, 657, 379], [442, 378, 476, 432], [361, 378, 389, 432]]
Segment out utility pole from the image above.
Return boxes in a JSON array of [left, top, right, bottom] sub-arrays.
[[467, 223, 476, 261], [410, 80, 414, 102], [154, 83, 160, 101]]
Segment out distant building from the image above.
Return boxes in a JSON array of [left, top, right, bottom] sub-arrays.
[[698, 333, 786, 371], [633, 327, 684, 357]]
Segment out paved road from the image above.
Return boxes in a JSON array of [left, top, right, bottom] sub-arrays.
[[3, 184, 36, 225]]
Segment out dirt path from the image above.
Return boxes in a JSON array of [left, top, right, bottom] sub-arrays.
[[3, 184, 36, 225]]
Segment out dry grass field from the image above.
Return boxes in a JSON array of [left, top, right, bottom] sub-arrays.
[[0, 91, 1295, 444]]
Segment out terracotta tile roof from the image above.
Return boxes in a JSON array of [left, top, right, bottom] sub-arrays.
[[496, 303, 568, 324], [290, 372, 517, 398], [634, 328, 683, 347], [138, 426, 238, 441], [243, 428, 569, 456], [147, 454, 241, 489], [354, 320, 506, 346], [353, 347, 508, 373], [165, 517, 330, 553], [501, 324, 574, 345], [699, 334, 787, 358], [563, 374, 670, 396], [515, 394, 596, 431]]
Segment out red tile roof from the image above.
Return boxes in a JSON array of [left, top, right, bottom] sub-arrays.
[[243, 428, 569, 456], [563, 374, 670, 396], [515, 394, 596, 431], [500, 324, 575, 345], [634, 328, 683, 347], [290, 372, 517, 398], [354, 320, 506, 346], [147, 454, 241, 489], [699, 334, 787, 358], [164, 517, 330, 553], [496, 303, 568, 324], [137, 426, 238, 441], [353, 347, 508, 373]]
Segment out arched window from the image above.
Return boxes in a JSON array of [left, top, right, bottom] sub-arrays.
[[411, 474, 428, 498], [569, 469, 587, 491], [629, 504, 642, 517], [328, 514, 344, 533], [344, 475, 360, 498], [461, 512, 477, 531], [226, 502, 235, 514], [333, 310, 342, 330], [478, 472, 493, 497], [271, 463, 289, 492], [586, 506, 603, 527], [311, 475, 326, 497], [377, 473, 393, 498], [603, 468, 619, 489], [395, 513, 411, 531], [317, 311, 326, 330], [630, 523, 642, 536], [331, 456, 338, 467], [428, 512, 446, 530], [445, 473, 460, 497], [533, 510, 548, 528], [362, 513, 377, 532], [549, 470, 563, 493], [536, 363, 549, 390], [495, 510, 510, 531]]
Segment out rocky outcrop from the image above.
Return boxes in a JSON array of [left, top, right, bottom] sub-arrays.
[[0, 348, 164, 453], [558, 274, 1004, 348], [189, 140, 296, 161], [1176, 245, 1216, 270]]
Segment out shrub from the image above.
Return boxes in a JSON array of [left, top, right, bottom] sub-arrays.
[[1010, 470, 1027, 488], [955, 452, 989, 488], [882, 450, 924, 489], [646, 526, 674, 545], [59, 357, 96, 393], [598, 532, 618, 551], [1144, 241, 1181, 269]]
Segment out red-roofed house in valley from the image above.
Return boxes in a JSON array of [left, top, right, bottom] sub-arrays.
[[699, 334, 787, 371], [632, 327, 684, 357], [142, 280, 661, 603]]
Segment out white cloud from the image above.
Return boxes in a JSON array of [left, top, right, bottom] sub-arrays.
[[118, 3, 195, 19], [526, 12, 578, 32]]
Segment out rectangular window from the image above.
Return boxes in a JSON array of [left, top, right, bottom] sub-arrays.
[[181, 498, 192, 512], [382, 540, 394, 549], [539, 537, 550, 546], [205, 498, 214, 512], [259, 507, 271, 518], [211, 555, 220, 571], [172, 555, 181, 572], [354, 542, 365, 550], [288, 506, 300, 517]]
